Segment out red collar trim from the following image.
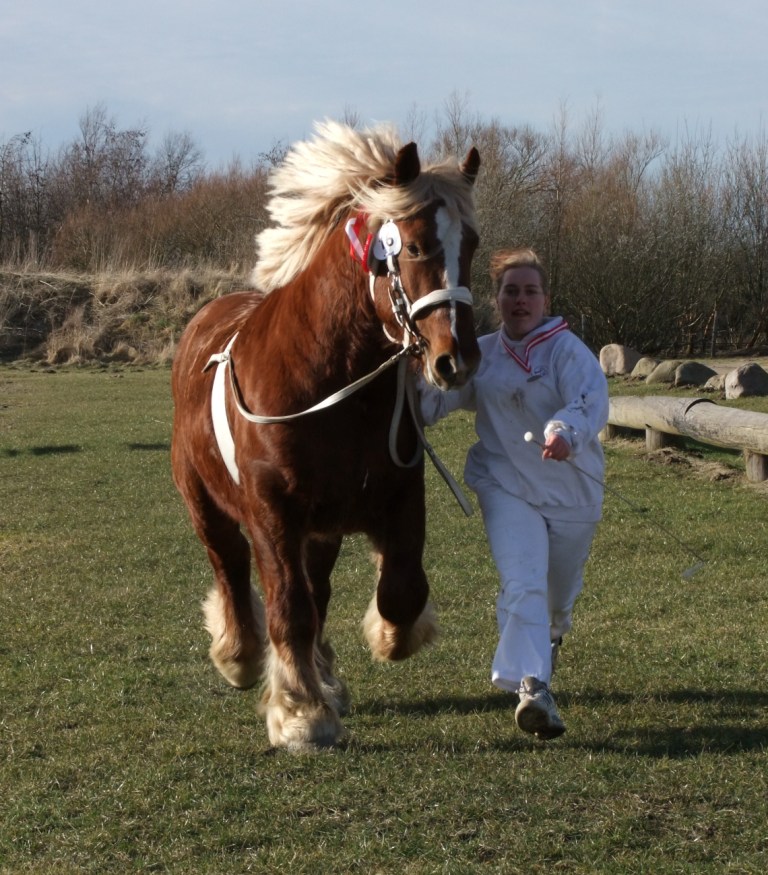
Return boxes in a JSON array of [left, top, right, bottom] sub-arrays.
[[500, 321, 569, 372]]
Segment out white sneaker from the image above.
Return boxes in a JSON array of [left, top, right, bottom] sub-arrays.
[[515, 676, 565, 740]]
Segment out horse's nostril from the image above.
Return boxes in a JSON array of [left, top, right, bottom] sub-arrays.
[[434, 354, 457, 381]]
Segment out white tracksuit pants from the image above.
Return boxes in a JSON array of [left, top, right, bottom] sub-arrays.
[[477, 482, 598, 691]]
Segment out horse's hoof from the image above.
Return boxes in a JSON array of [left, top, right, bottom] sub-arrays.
[[210, 653, 263, 689], [263, 697, 345, 750], [363, 597, 439, 661]]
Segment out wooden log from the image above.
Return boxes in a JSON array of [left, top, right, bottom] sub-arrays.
[[608, 396, 768, 455], [599, 423, 620, 441], [607, 395, 768, 482]]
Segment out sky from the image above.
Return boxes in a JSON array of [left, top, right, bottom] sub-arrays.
[[2, 0, 767, 168]]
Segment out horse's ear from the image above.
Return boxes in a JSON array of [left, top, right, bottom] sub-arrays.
[[393, 142, 421, 186], [460, 147, 481, 184]]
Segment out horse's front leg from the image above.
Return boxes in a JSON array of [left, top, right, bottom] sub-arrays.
[[363, 479, 438, 661], [249, 523, 345, 750]]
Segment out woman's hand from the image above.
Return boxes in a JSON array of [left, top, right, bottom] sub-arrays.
[[542, 434, 570, 461]]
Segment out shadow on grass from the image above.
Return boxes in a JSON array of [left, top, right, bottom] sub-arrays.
[[570, 686, 768, 756], [349, 687, 768, 757], [583, 724, 768, 757], [2, 444, 82, 457], [30, 444, 82, 455], [127, 442, 170, 451], [562, 687, 768, 707], [355, 691, 513, 717]]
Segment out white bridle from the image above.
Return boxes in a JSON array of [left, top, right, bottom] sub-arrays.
[[355, 217, 474, 351]]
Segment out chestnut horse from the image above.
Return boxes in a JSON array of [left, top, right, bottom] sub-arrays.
[[171, 121, 481, 749]]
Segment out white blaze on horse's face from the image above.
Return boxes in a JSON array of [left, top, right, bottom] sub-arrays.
[[435, 204, 465, 362], [435, 205, 462, 290], [400, 201, 478, 390]]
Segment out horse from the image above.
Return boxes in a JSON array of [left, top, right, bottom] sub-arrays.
[[171, 120, 481, 750]]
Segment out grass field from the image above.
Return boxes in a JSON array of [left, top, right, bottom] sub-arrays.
[[1, 365, 767, 873]]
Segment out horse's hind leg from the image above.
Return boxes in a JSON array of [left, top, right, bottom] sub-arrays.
[[178, 472, 266, 688], [202, 532, 266, 689]]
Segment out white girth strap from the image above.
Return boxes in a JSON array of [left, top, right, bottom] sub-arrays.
[[205, 334, 241, 484]]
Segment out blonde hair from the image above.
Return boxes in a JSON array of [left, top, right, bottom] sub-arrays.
[[252, 120, 478, 293], [490, 247, 549, 295]]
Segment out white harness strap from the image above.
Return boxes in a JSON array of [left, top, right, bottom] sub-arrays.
[[206, 334, 241, 484]]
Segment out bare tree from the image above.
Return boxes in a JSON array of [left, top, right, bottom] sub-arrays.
[[647, 131, 729, 353], [432, 90, 481, 160], [151, 131, 204, 194], [0, 132, 32, 258], [401, 103, 428, 146], [723, 129, 768, 346], [556, 123, 669, 350]]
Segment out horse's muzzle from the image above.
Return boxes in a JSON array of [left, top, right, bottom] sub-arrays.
[[427, 346, 479, 390]]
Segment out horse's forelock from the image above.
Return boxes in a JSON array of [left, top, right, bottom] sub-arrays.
[[252, 121, 476, 293]]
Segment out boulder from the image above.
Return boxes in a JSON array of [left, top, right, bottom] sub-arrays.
[[724, 362, 768, 399], [674, 361, 718, 387], [630, 356, 660, 379], [646, 360, 683, 384], [703, 373, 726, 392], [599, 344, 643, 376]]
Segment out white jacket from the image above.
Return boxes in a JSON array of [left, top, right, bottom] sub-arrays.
[[420, 317, 609, 521]]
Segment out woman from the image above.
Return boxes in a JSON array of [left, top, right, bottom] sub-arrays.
[[420, 248, 608, 739]]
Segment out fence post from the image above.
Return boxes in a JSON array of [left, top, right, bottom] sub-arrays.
[[744, 450, 768, 482], [646, 427, 672, 451]]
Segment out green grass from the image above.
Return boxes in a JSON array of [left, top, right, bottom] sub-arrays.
[[1, 366, 767, 873]]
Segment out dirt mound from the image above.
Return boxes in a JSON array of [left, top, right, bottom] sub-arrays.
[[644, 446, 739, 483]]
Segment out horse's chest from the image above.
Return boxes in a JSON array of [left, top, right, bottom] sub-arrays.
[[288, 410, 417, 532]]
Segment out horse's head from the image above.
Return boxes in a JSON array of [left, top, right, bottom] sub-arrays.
[[362, 143, 482, 390], [253, 121, 481, 390]]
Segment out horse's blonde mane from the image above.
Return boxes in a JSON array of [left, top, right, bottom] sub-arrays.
[[252, 120, 477, 292]]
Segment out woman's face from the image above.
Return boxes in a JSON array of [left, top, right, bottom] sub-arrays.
[[496, 266, 550, 340]]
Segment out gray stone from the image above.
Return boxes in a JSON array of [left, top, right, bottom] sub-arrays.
[[674, 361, 718, 387], [646, 360, 683, 384], [599, 344, 643, 376], [724, 362, 768, 399], [703, 373, 726, 392], [630, 356, 660, 378]]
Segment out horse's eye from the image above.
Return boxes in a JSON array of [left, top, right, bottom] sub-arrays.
[[405, 243, 421, 258]]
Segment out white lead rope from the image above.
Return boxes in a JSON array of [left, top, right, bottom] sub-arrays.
[[403, 367, 475, 517]]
